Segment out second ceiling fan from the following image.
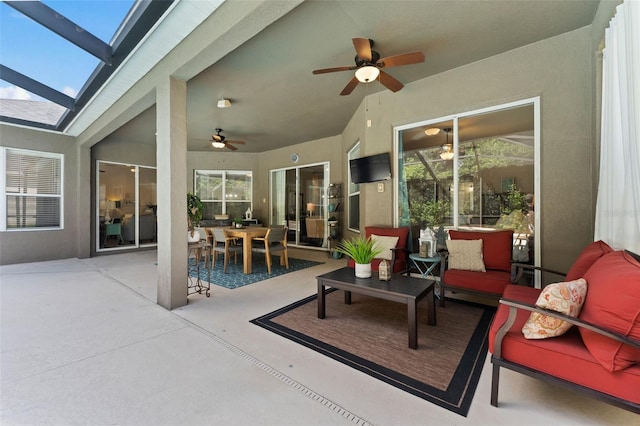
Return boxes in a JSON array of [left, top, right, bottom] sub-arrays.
[[208, 128, 246, 151], [312, 38, 425, 96]]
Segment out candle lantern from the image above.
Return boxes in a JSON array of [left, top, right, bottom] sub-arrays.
[[378, 259, 391, 281]]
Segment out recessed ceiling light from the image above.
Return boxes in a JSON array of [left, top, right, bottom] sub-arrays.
[[217, 99, 231, 108]]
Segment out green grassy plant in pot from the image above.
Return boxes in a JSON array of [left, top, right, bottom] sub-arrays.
[[334, 235, 383, 278]]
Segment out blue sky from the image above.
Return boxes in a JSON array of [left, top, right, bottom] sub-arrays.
[[0, 0, 133, 101]]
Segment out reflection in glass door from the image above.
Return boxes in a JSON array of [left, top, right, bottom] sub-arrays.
[[397, 98, 538, 272], [270, 162, 329, 249], [96, 161, 157, 251]]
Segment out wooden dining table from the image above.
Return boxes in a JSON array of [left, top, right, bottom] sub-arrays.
[[225, 226, 268, 274]]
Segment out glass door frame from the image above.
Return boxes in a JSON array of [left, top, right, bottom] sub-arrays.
[[95, 160, 157, 252], [270, 161, 330, 250], [393, 97, 541, 283]]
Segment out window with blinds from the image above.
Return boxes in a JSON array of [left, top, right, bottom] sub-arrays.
[[2, 148, 63, 230]]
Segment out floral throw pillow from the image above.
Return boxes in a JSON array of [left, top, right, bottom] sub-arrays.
[[522, 278, 588, 339]]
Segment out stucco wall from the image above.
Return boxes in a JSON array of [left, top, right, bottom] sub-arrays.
[[2, 7, 617, 273], [0, 124, 78, 265], [255, 135, 343, 226], [339, 26, 595, 273]]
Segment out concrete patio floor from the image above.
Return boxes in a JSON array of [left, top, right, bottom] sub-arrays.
[[1, 249, 636, 425]]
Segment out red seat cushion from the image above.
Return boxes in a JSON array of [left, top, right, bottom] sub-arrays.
[[490, 285, 640, 404], [565, 240, 613, 281], [449, 230, 513, 272], [346, 226, 410, 273], [579, 250, 640, 372], [443, 269, 511, 296]]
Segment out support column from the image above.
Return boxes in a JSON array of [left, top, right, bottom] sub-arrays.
[[156, 76, 188, 309]]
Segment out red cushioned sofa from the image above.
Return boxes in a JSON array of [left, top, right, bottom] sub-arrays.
[[439, 229, 514, 307], [347, 226, 410, 274], [489, 241, 640, 413]]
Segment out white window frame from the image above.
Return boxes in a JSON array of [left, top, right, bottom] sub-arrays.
[[194, 170, 253, 215], [393, 97, 541, 281], [1, 147, 63, 231], [347, 141, 360, 232]]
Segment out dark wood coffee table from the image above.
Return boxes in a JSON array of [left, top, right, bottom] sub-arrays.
[[316, 267, 436, 349]]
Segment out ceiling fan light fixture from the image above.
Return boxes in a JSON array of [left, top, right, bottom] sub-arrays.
[[425, 127, 441, 136], [355, 66, 380, 83], [439, 127, 454, 160], [440, 144, 454, 160], [211, 141, 226, 148], [217, 99, 231, 108]]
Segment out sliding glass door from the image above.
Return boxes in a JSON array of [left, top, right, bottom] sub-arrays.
[[270, 162, 329, 249], [96, 161, 157, 251], [396, 98, 539, 268]]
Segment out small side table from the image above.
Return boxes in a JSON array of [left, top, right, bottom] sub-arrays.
[[409, 253, 441, 298], [187, 241, 211, 299], [409, 253, 441, 280]]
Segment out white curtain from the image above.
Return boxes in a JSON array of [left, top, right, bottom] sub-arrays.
[[594, 0, 640, 253]]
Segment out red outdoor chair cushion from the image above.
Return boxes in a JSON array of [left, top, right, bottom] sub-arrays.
[[580, 250, 640, 372], [565, 240, 613, 281], [490, 284, 640, 404], [449, 230, 514, 272]]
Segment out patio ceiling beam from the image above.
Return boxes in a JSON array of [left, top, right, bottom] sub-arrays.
[[5, 0, 113, 65], [0, 65, 75, 110]]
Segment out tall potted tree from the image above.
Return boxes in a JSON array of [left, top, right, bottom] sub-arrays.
[[187, 193, 203, 242], [334, 235, 383, 278]]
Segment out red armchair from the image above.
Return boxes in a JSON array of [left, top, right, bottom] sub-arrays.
[[439, 229, 514, 306], [347, 226, 410, 274], [490, 244, 640, 413]]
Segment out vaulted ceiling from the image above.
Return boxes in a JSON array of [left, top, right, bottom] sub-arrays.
[[21, 1, 606, 153]]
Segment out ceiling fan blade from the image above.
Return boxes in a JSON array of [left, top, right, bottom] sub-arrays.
[[377, 52, 425, 68], [340, 76, 360, 96], [212, 134, 223, 141], [226, 143, 238, 151], [227, 140, 246, 145], [378, 70, 404, 93], [312, 66, 354, 74], [352, 38, 372, 61]]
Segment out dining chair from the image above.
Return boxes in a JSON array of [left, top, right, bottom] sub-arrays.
[[211, 227, 242, 273], [252, 226, 289, 274]]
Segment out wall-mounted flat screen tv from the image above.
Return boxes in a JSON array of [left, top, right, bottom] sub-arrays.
[[349, 152, 392, 184]]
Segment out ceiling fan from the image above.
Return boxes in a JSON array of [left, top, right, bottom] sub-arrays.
[[206, 128, 246, 151], [312, 38, 425, 96]]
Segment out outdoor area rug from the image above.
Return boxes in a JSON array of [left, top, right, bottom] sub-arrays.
[[250, 289, 495, 416], [189, 253, 323, 289]]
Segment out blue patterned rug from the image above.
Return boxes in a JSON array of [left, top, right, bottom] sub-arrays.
[[188, 253, 323, 289]]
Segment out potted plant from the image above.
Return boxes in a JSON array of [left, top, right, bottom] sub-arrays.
[[187, 193, 203, 241], [334, 235, 383, 278], [233, 216, 244, 228]]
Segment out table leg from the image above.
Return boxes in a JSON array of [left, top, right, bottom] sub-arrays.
[[408, 301, 418, 349], [242, 235, 252, 274], [427, 286, 437, 326], [317, 281, 326, 319], [344, 290, 352, 305]]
